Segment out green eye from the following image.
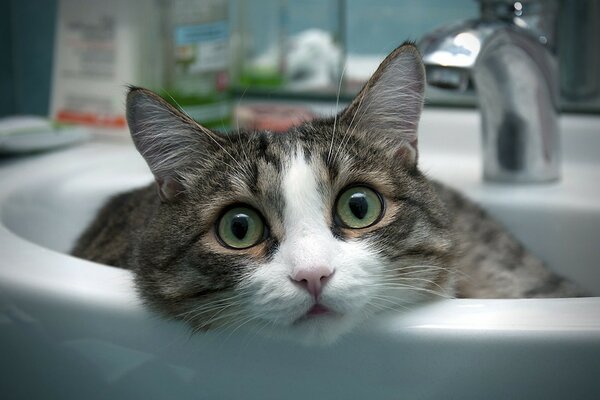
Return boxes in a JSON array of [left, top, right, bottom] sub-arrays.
[[335, 186, 384, 229], [217, 206, 265, 249]]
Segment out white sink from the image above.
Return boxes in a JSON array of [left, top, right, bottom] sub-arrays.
[[0, 108, 599, 399]]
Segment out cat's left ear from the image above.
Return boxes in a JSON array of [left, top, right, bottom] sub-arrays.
[[339, 42, 425, 166], [126, 87, 224, 202]]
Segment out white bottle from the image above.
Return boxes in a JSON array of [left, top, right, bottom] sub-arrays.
[[50, 0, 162, 134]]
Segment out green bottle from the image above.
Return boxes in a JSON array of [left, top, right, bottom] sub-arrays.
[[162, 0, 231, 130]]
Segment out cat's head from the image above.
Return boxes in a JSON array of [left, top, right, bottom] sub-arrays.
[[126, 43, 454, 344]]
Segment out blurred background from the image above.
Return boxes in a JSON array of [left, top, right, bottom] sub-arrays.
[[1, 0, 599, 134]]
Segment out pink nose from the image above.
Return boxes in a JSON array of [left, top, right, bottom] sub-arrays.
[[290, 266, 334, 299]]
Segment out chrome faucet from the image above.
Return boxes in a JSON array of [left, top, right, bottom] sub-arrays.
[[419, 0, 560, 183]]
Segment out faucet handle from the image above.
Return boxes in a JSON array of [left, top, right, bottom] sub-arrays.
[[479, 0, 558, 50]]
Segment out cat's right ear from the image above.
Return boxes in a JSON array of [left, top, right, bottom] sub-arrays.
[[338, 42, 425, 167], [126, 87, 222, 202]]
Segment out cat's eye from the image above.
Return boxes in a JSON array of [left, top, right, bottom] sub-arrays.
[[217, 206, 266, 249], [335, 186, 384, 229]]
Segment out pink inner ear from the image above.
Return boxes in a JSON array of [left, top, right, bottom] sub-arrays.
[[156, 176, 185, 202], [395, 138, 419, 165]]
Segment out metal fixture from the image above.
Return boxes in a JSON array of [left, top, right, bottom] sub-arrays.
[[419, 0, 560, 183]]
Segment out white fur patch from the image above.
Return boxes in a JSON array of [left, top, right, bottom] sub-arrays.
[[242, 148, 385, 344], [280, 149, 334, 276]]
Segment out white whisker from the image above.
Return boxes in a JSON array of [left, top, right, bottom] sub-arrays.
[[327, 61, 347, 165]]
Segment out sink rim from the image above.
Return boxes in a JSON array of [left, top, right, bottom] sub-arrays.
[[1, 130, 599, 336]]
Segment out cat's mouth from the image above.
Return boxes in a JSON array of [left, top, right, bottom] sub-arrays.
[[307, 304, 330, 315], [293, 303, 340, 324]]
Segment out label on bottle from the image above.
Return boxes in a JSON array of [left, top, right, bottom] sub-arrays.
[[175, 21, 228, 72]]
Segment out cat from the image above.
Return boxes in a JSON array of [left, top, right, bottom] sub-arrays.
[[72, 42, 584, 344]]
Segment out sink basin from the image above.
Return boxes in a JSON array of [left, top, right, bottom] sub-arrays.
[[0, 108, 598, 399]]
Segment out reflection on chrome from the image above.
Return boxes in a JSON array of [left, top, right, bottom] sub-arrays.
[[419, 0, 560, 183]]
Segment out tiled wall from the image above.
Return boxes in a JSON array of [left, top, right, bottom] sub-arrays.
[[345, 0, 475, 55]]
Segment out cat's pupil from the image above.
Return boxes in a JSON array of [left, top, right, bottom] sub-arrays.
[[348, 193, 368, 219], [231, 214, 249, 240]]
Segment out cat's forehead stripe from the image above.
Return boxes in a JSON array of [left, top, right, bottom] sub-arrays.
[[281, 148, 328, 235]]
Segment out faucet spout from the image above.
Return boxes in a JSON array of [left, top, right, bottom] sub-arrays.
[[419, 1, 560, 183]]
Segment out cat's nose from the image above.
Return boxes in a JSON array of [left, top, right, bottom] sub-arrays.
[[290, 266, 334, 299]]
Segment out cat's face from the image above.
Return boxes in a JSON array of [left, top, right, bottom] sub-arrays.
[[127, 43, 454, 344]]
